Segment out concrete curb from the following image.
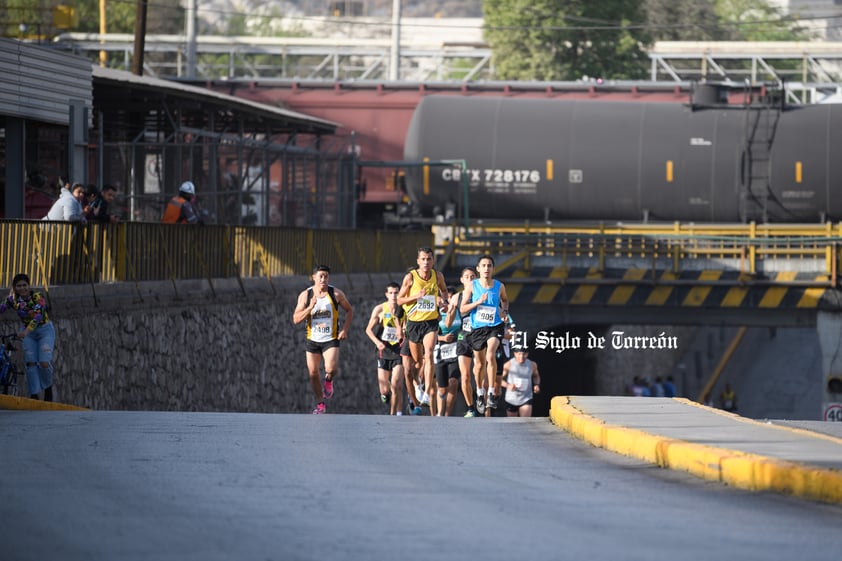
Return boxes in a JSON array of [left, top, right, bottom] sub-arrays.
[[549, 395, 842, 505], [0, 394, 89, 411]]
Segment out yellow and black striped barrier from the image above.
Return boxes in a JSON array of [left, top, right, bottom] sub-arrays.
[[499, 267, 834, 310]]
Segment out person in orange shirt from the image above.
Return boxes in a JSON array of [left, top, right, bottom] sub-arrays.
[[161, 181, 201, 224]]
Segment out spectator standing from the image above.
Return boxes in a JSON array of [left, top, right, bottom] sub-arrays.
[[87, 184, 119, 223], [720, 383, 738, 412], [663, 376, 678, 398], [292, 265, 353, 414], [161, 181, 201, 224], [0, 274, 56, 401], [651, 376, 666, 397], [44, 181, 86, 222], [365, 282, 405, 415]]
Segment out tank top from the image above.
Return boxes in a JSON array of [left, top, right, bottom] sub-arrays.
[[406, 269, 440, 322], [434, 306, 462, 364], [306, 293, 338, 342], [505, 359, 534, 406], [456, 292, 472, 336], [378, 302, 404, 347], [469, 279, 503, 328]]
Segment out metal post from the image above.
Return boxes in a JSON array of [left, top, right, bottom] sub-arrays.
[[185, 0, 198, 79], [389, 0, 401, 81]]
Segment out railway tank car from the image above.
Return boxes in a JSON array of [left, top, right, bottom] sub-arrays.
[[403, 92, 842, 223]]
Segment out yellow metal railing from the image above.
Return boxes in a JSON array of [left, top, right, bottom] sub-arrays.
[[4, 219, 839, 290], [0, 221, 433, 288], [436, 221, 842, 283]]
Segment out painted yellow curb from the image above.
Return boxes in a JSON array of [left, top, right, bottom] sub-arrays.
[[0, 394, 88, 411], [549, 395, 842, 506]]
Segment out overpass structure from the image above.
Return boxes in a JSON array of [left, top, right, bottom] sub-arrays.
[[51, 35, 842, 104], [437, 221, 842, 415], [434, 221, 842, 328]]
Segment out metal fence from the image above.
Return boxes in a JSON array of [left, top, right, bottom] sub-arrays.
[[0, 220, 432, 290]]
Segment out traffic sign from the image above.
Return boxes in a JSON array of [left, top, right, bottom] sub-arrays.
[[823, 403, 842, 421]]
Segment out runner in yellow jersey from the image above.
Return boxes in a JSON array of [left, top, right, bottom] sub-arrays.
[[397, 247, 448, 414]]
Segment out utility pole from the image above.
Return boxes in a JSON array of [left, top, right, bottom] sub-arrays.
[[132, 0, 147, 76], [185, 0, 197, 79], [389, 0, 401, 81]]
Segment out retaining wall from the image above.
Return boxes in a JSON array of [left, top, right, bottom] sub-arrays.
[[0, 275, 692, 414], [0, 275, 405, 414]]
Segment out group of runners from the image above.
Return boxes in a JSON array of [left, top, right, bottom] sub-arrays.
[[292, 248, 541, 417]]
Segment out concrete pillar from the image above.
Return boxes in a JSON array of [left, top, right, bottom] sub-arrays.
[[816, 311, 842, 421]]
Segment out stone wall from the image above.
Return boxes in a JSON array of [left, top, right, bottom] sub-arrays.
[[1, 275, 701, 414], [0, 275, 405, 414]]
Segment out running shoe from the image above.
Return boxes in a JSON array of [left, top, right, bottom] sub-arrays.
[[323, 376, 334, 399], [381, 394, 389, 404], [410, 406, 423, 415], [475, 393, 486, 415], [464, 408, 476, 418], [414, 384, 424, 404], [487, 393, 498, 409], [312, 402, 326, 414]]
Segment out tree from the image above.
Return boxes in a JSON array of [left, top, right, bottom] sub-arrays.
[[644, 0, 722, 41], [644, 0, 811, 42], [483, 0, 652, 81], [713, 0, 811, 41]]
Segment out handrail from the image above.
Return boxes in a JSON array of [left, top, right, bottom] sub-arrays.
[[0, 220, 433, 291], [435, 220, 842, 282]]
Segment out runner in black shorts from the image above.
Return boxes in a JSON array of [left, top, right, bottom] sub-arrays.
[[292, 265, 354, 415], [454, 267, 481, 417], [460, 255, 509, 414], [365, 282, 406, 415], [398, 247, 448, 415]]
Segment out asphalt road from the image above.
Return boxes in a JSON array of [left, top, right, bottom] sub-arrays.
[[1, 411, 841, 561]]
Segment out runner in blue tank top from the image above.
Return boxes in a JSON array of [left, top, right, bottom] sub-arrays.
[[459, 254, 509, 413]]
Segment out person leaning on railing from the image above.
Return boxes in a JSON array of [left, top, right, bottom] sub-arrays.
[[43, 181, 87, 223], [87, 184, 119, 224]]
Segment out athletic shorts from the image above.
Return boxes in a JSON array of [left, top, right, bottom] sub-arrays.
[[305, 339, 340, 354], [456, 338, 472, 358], [378, 357, 402, 371], [468, 324, 504, 351], [406, 319, 439, 344], [400, 338, 411, 357], [435, 360, 460, 388], [505, 398, 533, 413]]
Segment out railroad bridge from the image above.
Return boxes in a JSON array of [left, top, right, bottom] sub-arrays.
[[434, 221, 842, 329]]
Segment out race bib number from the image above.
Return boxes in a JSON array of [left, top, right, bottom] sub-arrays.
[[440, 342, 457, 361], [476, 305, 496, 324], [461, 317, 472, 332], [416, 295, 436, 312], [311, 317, 332, 342], [381, 325, 399, 343]]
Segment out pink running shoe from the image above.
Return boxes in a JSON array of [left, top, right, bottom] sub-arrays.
[[323, 376, 334, 399], [312, 402, 326, 414]]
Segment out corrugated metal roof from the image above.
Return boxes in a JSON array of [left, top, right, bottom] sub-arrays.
[[0, 38, 92, 126], [92, 65, 339, 135]]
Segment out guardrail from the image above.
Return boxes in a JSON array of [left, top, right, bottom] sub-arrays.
[[0, 220, 432, 292], [435, 221, 842, 284]]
